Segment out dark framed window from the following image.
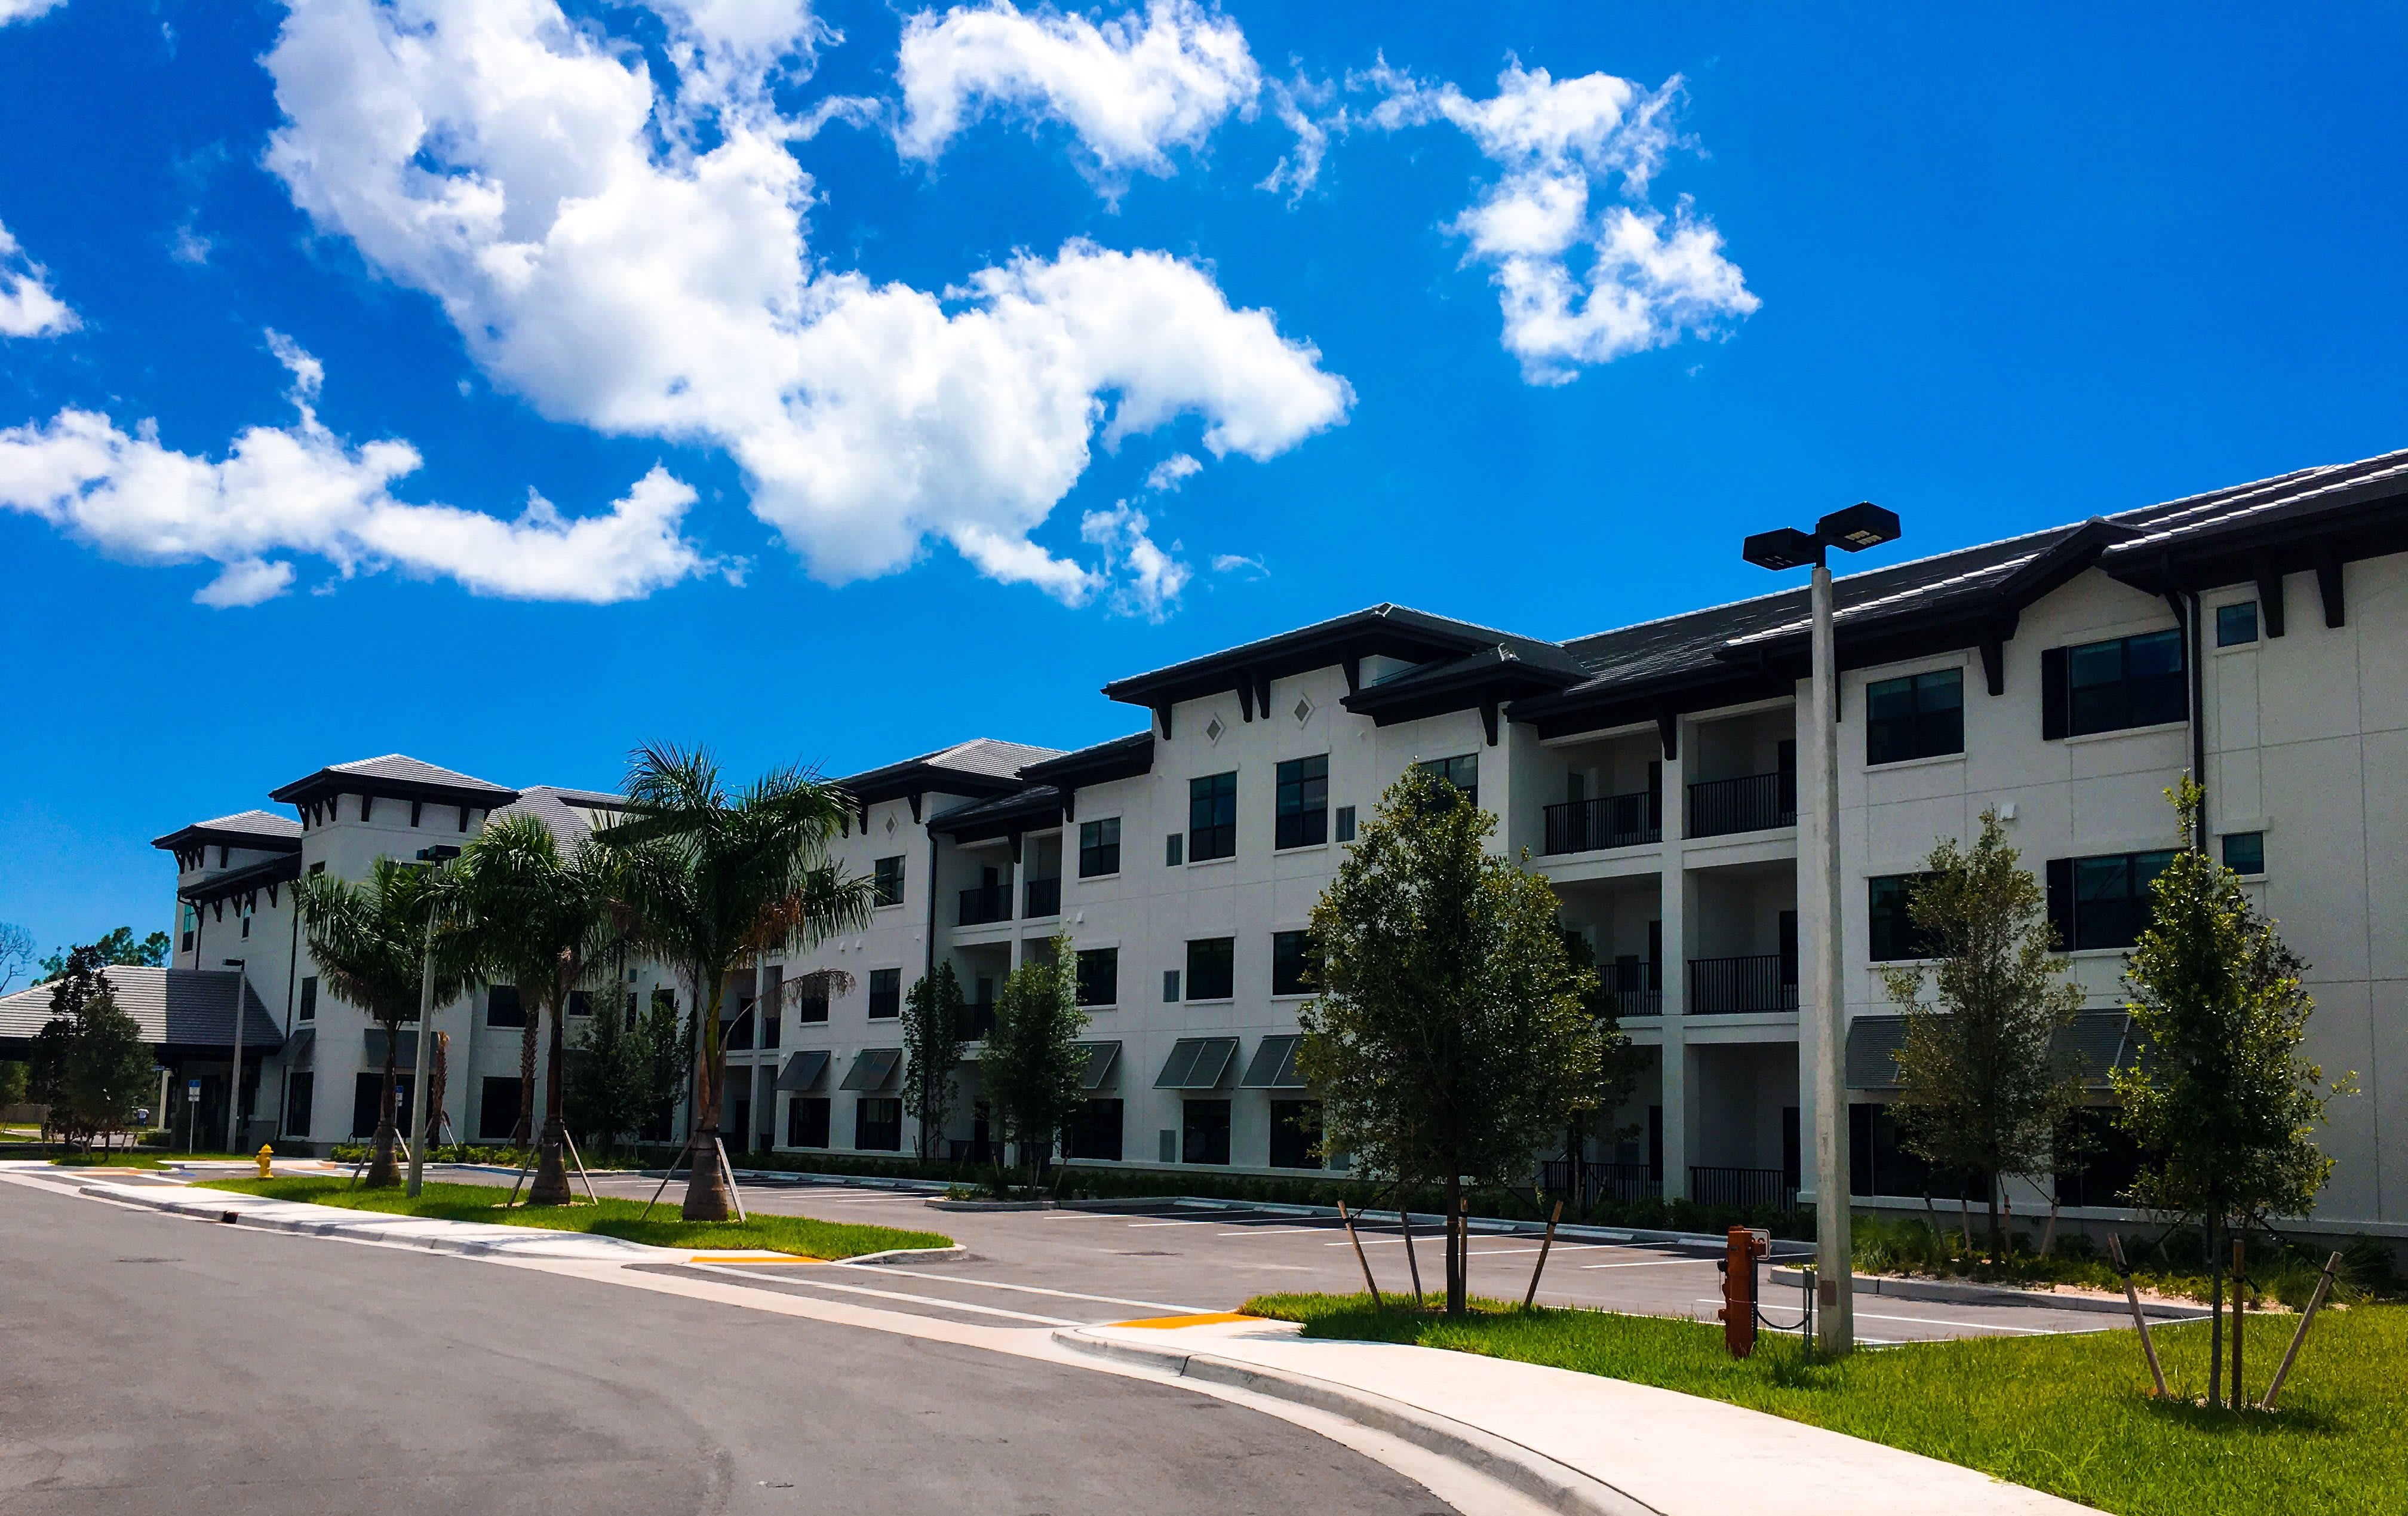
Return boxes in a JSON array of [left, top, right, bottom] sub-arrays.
[[282, 1072, 314, 1137], [794, 982, 829, 1023], [872, 855, 905, 907], [354, 1072, 413, 1141], [1186, 937, 1234, 1001], [1868, 873, 1940, 962], [1274, 755, 1328, 849], [723, 1001, 754, 1051], [1850, 1103, 1977, 1199], [1182, 1099, 1231, 1165], [1415, 754, 1479, 808], [787, 1096, 830, 1148], [1189, 772, 1237, 861], [486, 984, 525, 1028], [2216, 602, 2259, 647], [1334, 805, 1356, 843], [1067, 1098, 1123, 1160], [567, 990, 592, 1017], [2221, 831, 2265, 876], [2054, 1107, 2148, 1208], [2045, 850, 2180, 951], [478, 1076, 520, 1141], [1866, 667, 1964, 765], [1079, 817, 1122, 877], [2044, 629, 2186, 738], [298, 975, 318, 1022], [1162, 968, 1181, 1002], [1165, 831, 1183, 867], [855, 1097, 902, 1151], [1270, 1100, 1322, 1170], [1270, 931, 1316, 996], [867, 968, 901, 1020], [1076, 947, 1119, 1006]]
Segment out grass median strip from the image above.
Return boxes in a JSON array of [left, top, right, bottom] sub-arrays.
[[199, 1177, 953, 1260], [1243, 1292, 2403, 1516]]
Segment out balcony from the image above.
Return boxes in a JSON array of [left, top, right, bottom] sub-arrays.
[[1603, 959, 1661, 1017], [954, 1001, 999, 1042], [1685, 771, 1795, 839], [1024, 876, 1061, 917], [1686, 954, 1798, 1015], [1538, 1158, 1662, 1208], [1688, 1165, 1798, 1212], [957, 882, 1011, 926], [1541, 790, 1662, 855]]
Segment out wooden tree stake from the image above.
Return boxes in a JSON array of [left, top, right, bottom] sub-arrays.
[[2107, 1233, 2169, 1397], [1523, 1200, 1565, 1309], [1337, 1200, 1382, 1308], [2231, 1238, 2248, 1409], [2260, 1251, 2341, 1411], [1397, 1200, 1426, 1308]]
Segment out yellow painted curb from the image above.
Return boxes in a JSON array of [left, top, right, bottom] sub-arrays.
[[1108, 1312, 1258, 1329]]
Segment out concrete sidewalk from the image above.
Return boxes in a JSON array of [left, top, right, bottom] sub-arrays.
[[1060, 1316, 2088, 1516]]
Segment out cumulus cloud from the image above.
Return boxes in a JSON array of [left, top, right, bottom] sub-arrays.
[[1080, 502, 1188, 621], [261, 0, 1343, 606], [0, 0, 66, 24], [896, 0, 1258, 178], [0, 220, 76, 337], [1144, 452, 1200, 492], [0, 336, 718, 606]]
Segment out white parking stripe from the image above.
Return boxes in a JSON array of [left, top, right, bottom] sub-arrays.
[[1215, 1226, 1331, 1237], [830, 1263, 1205, 1315], [682, 1263, 1082, 1326]]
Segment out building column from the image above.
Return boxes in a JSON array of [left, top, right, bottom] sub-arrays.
[[1658, 719, 1690, 1201]]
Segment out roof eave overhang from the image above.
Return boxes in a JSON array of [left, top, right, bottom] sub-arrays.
[[150, 825, 303, 855], [1018, 734, 1155, 789], [1340, 664, 1582, 728], [1101, 609, 1503, 711], [1506, 665, 1793, 741], [179, 855, 304, 905], [268, 771, 520, 811], [2098, 489, 2408, 596]]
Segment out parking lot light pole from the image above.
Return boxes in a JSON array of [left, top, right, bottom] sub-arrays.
[[1741, 501, 1901, 1359], [222, 958, 247, 1153]]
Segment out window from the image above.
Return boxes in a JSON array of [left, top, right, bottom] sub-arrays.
[[1067, 1098, 1123, 1160], [1186, 937, 1234, 1001], [873, 855, 905, 907], [1189, 772, 1237, 861], [486, 984, 526, 1028], [1270, 931, 1316, 997], [567, 990, 592, 1017], [1162, 968, 1181, 1002], [1270, 1100, 1322, 1170], [787, 1096, 830, 1149], [1182, 1099, 1231, 1165], [794, 981, 830, 1023], [180, 903, 196, 953], [479, 1078, 521, 1141], [855, 1096, 902, 1150], [1164, 831, 1183, 867], [1865, 667, 1964, 765], [298, 975, 318, 1022], [2045, 851, 2180, 951], [283, 1072, 314, 1137], [1334, 805, 1356, 843], [1415, 754, 1479, 808], [1274, 755, 1328, 849], [1868, 874, 1940, 962], [2222, 831, 2266, 876], [2216, 602, 2259, 647], [1079, 817, 1122, 877], [2044, 629, 2186, 738], [868, 968, 902, 1020], [1076, 947, 1119, 1007]]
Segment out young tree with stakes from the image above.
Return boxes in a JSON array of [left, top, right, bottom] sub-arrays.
[[1298, 767, 1612, 1315], [1878, 808, 2086, 1262], [902, 962, 969, 1161], [979, 937, 1086, 1190], [2115, 779, 2348, 1407]]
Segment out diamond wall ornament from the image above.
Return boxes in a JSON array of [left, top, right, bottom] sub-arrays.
[[1206, 715, 1227, 744], [1294, 696, 1313, 726], [884, 814, 896, 835]]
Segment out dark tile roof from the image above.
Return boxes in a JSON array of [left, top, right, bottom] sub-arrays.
[[1018, 730, 1154, 786], [837, 738, 1064, 802], [929, 785, 1065, 836], [269, 753, 518, 806], [489, 785, 627, 845], [180, 853, 303, 905], [0, 966, 283, 1054], [1102, 603, 1565, 708]]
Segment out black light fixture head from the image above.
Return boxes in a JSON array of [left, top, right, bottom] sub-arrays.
[[415, 845, 462, 863], [1816, 502, 1900, 554], [1742, 526, 1820, 572]]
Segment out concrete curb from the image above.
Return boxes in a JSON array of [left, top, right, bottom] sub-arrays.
[[1054, 1327, 1652, 1516], [81, 1184, 674, 1262], [844, 1245, 972, 1265], [925, 1198, 1056, 1212], [1768, 1266, 2212, 1319]]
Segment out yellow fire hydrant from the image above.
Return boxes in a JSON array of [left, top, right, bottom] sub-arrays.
[[256, 1143, 275, 1179]]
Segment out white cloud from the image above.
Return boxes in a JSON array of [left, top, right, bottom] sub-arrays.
[[1080, 502, 1188, 621], [896, 0, 1258, 178], [1209, 550, 1263, 578], [0, 340, 718, 606], [1258, 70, 1332, 201], [260, 0, 1343, 607], [1144, 451, 1200, 492], [0, 220, 76, 337], [0, 1, 66, 24]]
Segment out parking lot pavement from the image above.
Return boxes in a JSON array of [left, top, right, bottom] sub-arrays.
[[413, 1164, 2124, 1344]]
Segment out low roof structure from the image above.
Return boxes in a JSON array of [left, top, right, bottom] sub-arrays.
[[0, 966, 284, 1060]]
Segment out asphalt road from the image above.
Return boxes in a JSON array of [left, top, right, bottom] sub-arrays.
[[0, 1179, 1457, 1516]]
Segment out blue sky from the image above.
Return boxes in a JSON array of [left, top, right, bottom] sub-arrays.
[[4, 1, 2406, 960]]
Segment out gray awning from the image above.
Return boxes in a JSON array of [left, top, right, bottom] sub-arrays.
[[362, 1027, 420, 1070], [838, 1047, 902, 1092], [1153, 1036, 1239, 1091], [282, 1026, 315, 1068], [776, 1049, 831, 1092], [1850, 1011, 2140, 1091], [1074, 1041, 1122, 1091], [1239, 1034, 1308, 1090]]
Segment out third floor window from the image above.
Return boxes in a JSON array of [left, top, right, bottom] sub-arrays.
[[2047, 851, 2179, 952], [1865, 667, 1963, 765], [1079, 817, 1121, 877], [871, 855, 904, 907], [1189, 772, 1237, 861], [2044, 629, 2185, 739], [1076, 947, 1119, 1006], [1274, 755, 1328, 849], [1186, 937, 1235, 1001], [1270, 930, 1317, 996], [1415, 754, 1478, 809]]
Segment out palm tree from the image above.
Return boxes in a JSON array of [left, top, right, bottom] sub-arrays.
[[296, 858, 459, 1187], [441, 812, 621, 1205], [601, 743, 871, 1221]]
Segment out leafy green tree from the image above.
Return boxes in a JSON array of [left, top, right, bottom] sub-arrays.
[[1298, 767, 1611, 1314], [2114, 779, 2349, 1406], [902, 963, 968, 1161], [296, 860, 461, 1187], [641, 988, 694, 1143], [0, 1058, 27, 1109], [979, 936, 1086, 1190], [28, 947, 155, 1149], [564, 999, 684, 1161], [1878, 808, 2086, 1262], [603, 744, 872, 1220], [36, 925, 170, 984]]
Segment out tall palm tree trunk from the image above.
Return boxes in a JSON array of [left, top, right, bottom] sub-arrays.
[[529, 990, 576, 1205], [516, 1013, 539, 1149], [1444, 1173, 1467, 1315], [366, 1030, 403, 1188], [680, 980, 733, 1220]]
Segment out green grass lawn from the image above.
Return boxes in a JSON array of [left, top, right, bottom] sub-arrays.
[[200, 1177, 953, 1260], [1244, 1293, 2400, 1516]]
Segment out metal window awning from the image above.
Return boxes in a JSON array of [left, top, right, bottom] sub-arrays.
[[837, 1047, 902, 1092], [1239, 1034, 1308, 1090], [775, 1049, 830, 1092], [1153, 1036, 1239, 1091], [1848, 1011, 2141, 1091], [1074, 1041, 1122, 1091], [282, 1026, 315, 1068]]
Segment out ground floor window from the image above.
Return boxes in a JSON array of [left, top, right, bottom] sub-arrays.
[[1848, 1103, 1976, 1200], [1182, 1099, 1231, 1165], [1066, 1098, 1122, 1160], [478, 1076, 521, 1143], [283, 1072, 314, 1138], [1268, 1099, 1322, 1170], [352, 1072, 414, 1141], [856, 1096, 902, 1151], [2054, 1107, 2146, 1208], [787, 1095, 830, 1149]]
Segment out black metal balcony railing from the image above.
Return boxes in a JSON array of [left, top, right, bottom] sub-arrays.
[[1684, 771, 1796, 839], [1538, 1158, 1663, 1209], [1604, 959, 1662, 1017], [1541, 790, 1663, 855], [1688, 1165, 1799, 1212], [955, 1001, 998, 1042], [1686, 954, 1798, 1014], [957, 883, 1011, 925], [1024, 876, 1061, 917]]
